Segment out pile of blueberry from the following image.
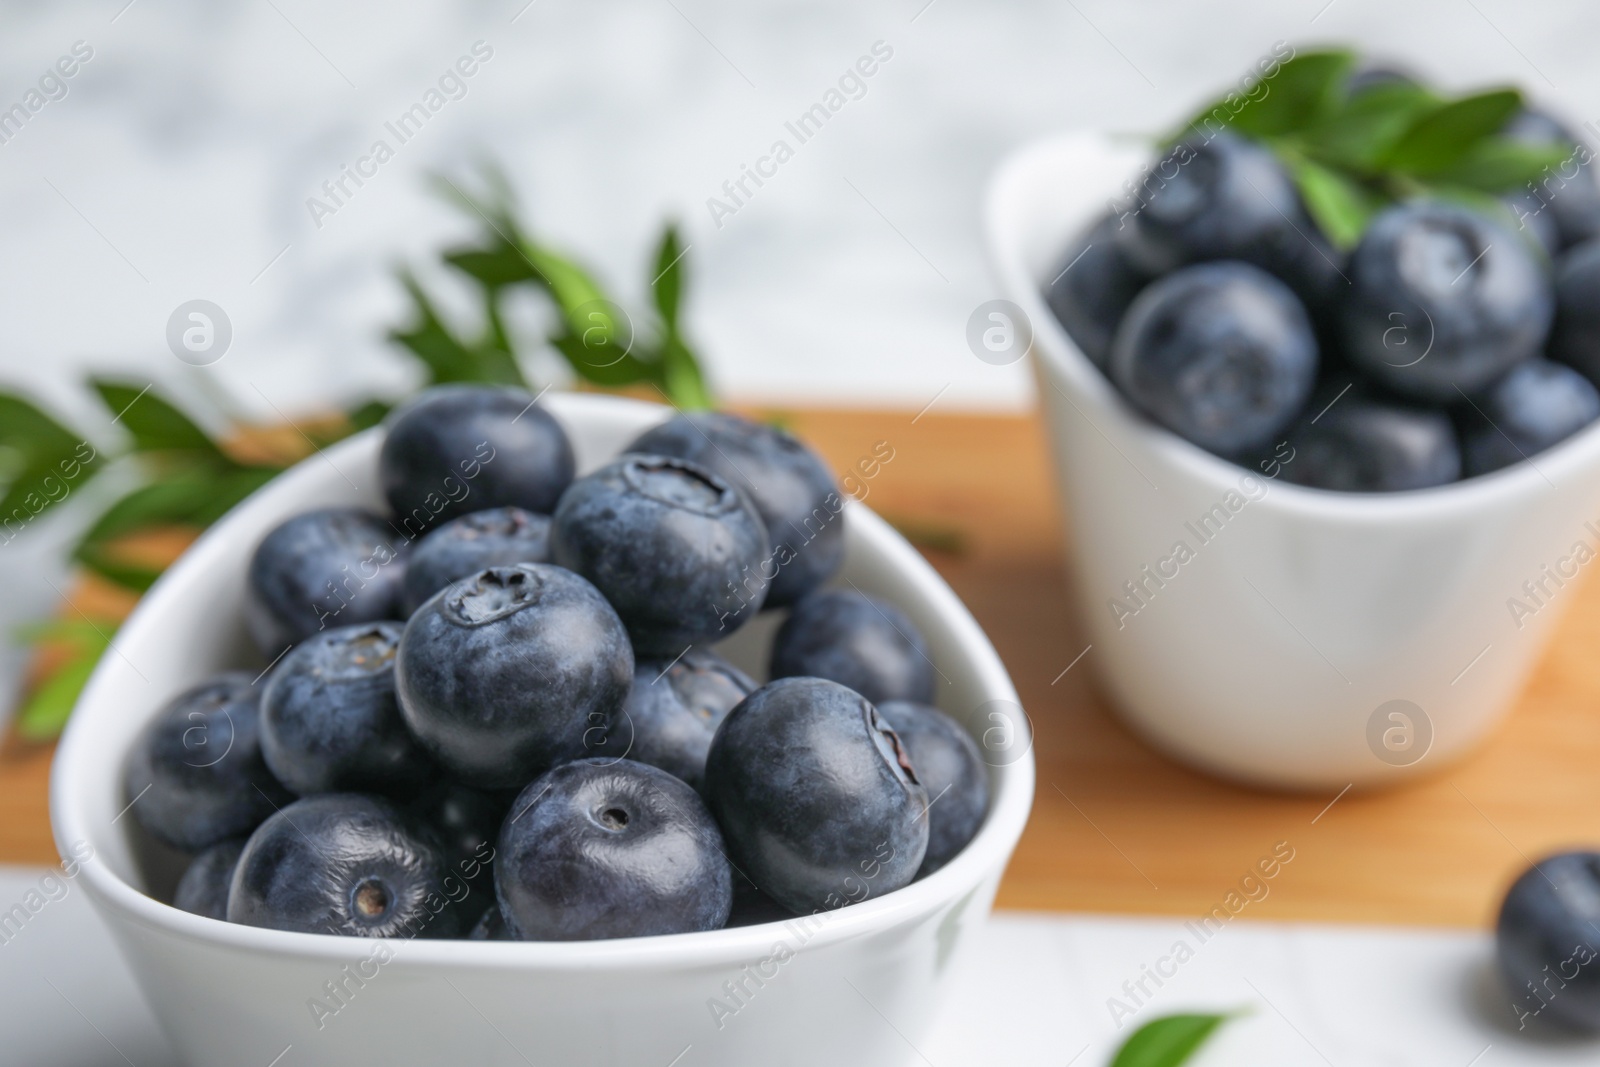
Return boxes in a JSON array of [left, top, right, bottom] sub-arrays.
[[125, 386, 989, 941], [1047, 116, 1600, 492]]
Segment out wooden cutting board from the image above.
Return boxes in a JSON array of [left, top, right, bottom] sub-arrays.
[[5, 406, 1596, 929]]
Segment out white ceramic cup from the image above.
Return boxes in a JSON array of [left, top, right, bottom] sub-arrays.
[[50, 392, 1035, 1067], [985, 132, 1600, 791]]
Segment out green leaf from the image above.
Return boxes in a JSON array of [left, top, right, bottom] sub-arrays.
[[1305, 80, 1439, 171], [1109, 1012, 1235, 1067], [89, 379, 221, 456], [1427, 137, 1574, 192], [388, 274, 527, 388], [1381, 89, 1524, 174], [549, 332, 660, 388], [346, 399, 392, 432], [0, 393, 103, 532], [74, 543, 164, 592], [15, 628, 110, 740], [659, 336, 713, 410], [1286, 155, 1379, 248], [1184, 50, 1355, 140], [444, 244, 540, 289], [651, 224, 686, 333]]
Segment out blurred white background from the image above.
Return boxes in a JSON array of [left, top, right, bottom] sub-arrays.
[[2, 0, 1598, 425]]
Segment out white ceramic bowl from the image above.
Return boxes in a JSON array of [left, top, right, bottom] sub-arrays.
[[51, 392, 1034, 1067], [986, 132, 1600, 791]]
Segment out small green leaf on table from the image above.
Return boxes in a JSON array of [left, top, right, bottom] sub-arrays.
[[1108, 1011, 1236, 1067], [12, 618, 114, 741]]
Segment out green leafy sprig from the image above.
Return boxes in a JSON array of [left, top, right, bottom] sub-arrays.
[[1108, 1011, 1237, 1067], [1174, 49, 1578, 247]]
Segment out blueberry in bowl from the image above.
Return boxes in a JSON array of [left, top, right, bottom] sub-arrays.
[[229, 793, 460, 938], [1043, 213, 1155, 370], [769, 588, 936, 706], [124, 673, 292, 852], [876, 701, 989, 877], [1549, 239, 1600, 385], [400, 506, 552, 615], [626, 410, 846, 607], [601, 648, 755, 792], [244, 507, 407, 656], [260, 621, 437, 796], [396, 563, 633, 789], [704, 677, 929, 915], [1110, 260, 1319, 457], [1279, 390, 1462, 492], [172, 837, 246, 921], [379, 384, 575, 534], [496, 758, 733, 940], [551, 454, 770, 656]]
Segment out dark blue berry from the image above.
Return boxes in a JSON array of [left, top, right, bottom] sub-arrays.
[[704, 677, 928, 915], [1044, 214, 1154, 369], [229, 793, 458, 938], [1340, 201, 1553, 401], [396, 564, 632, 789], [605, 649, 755, 792], [1281, 391, 1460, 492], [876, 702, 988, 877], [245, 508, 406, 656], [172, 837, 246, 920], [551, 455, 770, 656], [1549, 239, 1600, 385], [468, 903, 510, 940], [769, 589, 936, 706], [1497, 851, 1600, 1031], [1459, 359, 1600, 475], [407, 783, 505, 926], [380, 385, 574, 536], [626, 412, 845, 608], [726, 868, 796, 927], [1111, 261, 1319, 456], [1121, 131, 1306, 276], [125, 673, 291, 852], [495, 758, 732, 940], [401, 506, 551, 615], [1501, 108, 1600, 251], [260, 622, 436, 796]]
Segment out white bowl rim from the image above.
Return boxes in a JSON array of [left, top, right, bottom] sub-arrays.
[[50, 391, 1036, 972], [985, 130, 1600, 524]]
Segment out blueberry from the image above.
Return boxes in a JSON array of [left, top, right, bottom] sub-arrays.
[[1501, 108, 1600, 251], [407, 782, 506, 925], [228, 793, 458, 938], [1340, 201, 1553, 401], [172, 837, 246, 920], [1109, 261, 1318, 456], [396, 564, 632, 789], [551, 455, 770, 656], [245, 508, 406, 656], [495, 758, 732, 940], [1496, 850, 1600, 1031], [1549, 240, 1600, 385], [380, 385, 575, 536], [1120, 132, 1296, 270], [705, 678, 928, 915], [605, 649, 755, 792], [626, 412, 845, 608], [125, 673, 291, 852], [1281, 391, 1460, 492], [401, 506, 552, 615], [1505, 188, 1563, 259], [468, 903, 511, 940], [726, 868, 796, 927], [770, 589, 936, 706], [1459, 359, 1600, 475], [1044, 214, 1154, 369], [876, 702, 988, 877], [260, 622, 436, 796]]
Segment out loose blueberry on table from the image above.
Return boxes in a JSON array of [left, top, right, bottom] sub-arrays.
[[1497, 850, 1600, 1031], [123, 384, 986, 941]]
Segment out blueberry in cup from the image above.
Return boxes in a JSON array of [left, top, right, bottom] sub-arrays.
[[400, 506, 552, 615], [1458, 359, 1600, 476], [770, 589, 937, 707], [599, 648, 756, 793]]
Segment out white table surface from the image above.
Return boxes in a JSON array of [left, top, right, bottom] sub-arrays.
[[3, 867, 1595, 1067]]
